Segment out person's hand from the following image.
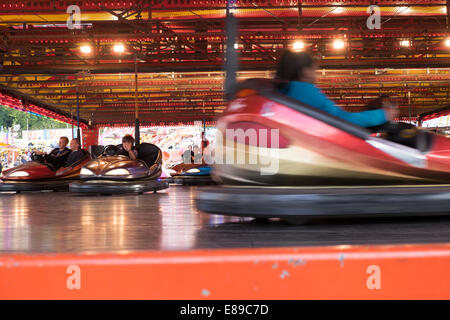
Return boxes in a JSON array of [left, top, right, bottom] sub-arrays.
[[383, 106, 399, 121]]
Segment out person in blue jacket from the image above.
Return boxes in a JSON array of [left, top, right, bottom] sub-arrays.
[[275, 51, 398, 127]]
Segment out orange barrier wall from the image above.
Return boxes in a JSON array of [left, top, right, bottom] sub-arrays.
[[1, 243, 449, 299]]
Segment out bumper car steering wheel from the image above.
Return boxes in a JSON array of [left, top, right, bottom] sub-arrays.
[[102, 145, 121, 156], [30, 152, 56, 170], [31, 151, 45, 163], [371, 122, 430, 151]]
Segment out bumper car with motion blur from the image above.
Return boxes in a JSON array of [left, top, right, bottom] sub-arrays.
[[196, 79, 450, 223], [0, 150, 90, 192], [166, 162, 214, 185], [69, 142, 168, 194]]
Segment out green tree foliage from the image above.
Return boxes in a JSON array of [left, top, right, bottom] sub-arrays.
[[0, 105, 68, 135]]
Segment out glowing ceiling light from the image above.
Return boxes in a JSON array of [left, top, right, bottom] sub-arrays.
[[333, 6, 345, 14], [113, 43, 125, 53], [293, 41, 305, 51], [333, 39, 345, 50], [79, 45, 92, 54], [234, 43, 239, 49], [445, 38, 450, 48], [400, 39, 411, 47], [397, 6, 410, 14]]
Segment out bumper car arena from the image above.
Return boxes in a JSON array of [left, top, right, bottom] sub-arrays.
[[0, 0, 450, 300]]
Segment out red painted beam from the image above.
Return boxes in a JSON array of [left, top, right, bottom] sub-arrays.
[[0, 92, 88, 129], [0, 0, 446, 12]]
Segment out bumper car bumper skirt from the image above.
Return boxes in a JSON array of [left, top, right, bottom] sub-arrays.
[[196, 185, 450, 222], [69, 179, 169, 194], [0, 180, 72, 192], [165, 175, 215, 185]]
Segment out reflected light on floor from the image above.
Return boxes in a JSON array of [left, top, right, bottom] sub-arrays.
[[159, 187, 199, 250], [0, 196, 30, 251], [80, 197, 127, 251]]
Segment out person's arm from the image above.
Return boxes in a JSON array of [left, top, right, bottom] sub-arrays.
[[45, 148, 59, 159], [65, 151, 84, 167], [290, 83, 388, 128], [128, 149, 137, 160], [43, 149, 55, 161], [60, 149, 71, 158], [63, 153, 73, 167], [316, 88, 388, 127]]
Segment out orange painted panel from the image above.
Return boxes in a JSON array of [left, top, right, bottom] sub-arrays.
[[1, 244, 449, 299]]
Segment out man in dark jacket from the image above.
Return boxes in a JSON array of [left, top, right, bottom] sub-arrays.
[[33, 136, 71, 170], [64, 138, 85, 167], [56, 138, 86, 176]]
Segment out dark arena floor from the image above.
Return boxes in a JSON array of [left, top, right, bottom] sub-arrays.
[[1, 186, 450, 254]]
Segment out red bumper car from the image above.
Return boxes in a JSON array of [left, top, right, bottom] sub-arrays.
[[0, 150, 90, 192], [196, 79, 450, 223]]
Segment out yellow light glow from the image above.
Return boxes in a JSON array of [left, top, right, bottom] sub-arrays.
[[400, 40, 411, 47], [80, 45, 92, 54], [397, 6, 410, 14], [293, 41, 305, 51], [333, 39, 345, 50], [445, 38, 450, 48], [113, 44, 125, 53], [333, 6, 344, 14]]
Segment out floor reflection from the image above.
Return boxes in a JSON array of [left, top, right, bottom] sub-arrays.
[[0, 186, 244, 254], [0, 186, 449, 254], [159, 187, 199, 250], [0, 195, 30, 251]]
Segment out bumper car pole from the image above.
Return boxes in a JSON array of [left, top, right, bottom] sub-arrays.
[[224, 1, 238, 101], [76, 73, 81, 139], [134, 53, 140, 147]]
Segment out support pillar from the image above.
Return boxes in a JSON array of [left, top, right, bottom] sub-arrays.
[[81, 127, 99, 151]]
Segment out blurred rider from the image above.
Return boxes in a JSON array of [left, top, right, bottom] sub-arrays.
[[276, 50, 398, 127]]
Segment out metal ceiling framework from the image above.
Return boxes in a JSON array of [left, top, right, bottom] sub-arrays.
[[0, 0, 449, 127]]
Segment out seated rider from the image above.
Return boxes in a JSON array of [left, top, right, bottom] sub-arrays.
[[365, 96, 420, 149], [276, 50, 398, 128], [201, 132, 210, 151], [33, 136, 71, 170], [365, 95, 415, 130], [182, 146, 194, 164], [118, 135, 138, 160], [56, 138, 86, 175], [193, 145, 202, 164], [366, 95, 393, 112], [64, 138, 85, 167], [365, 95, 396, 133]]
